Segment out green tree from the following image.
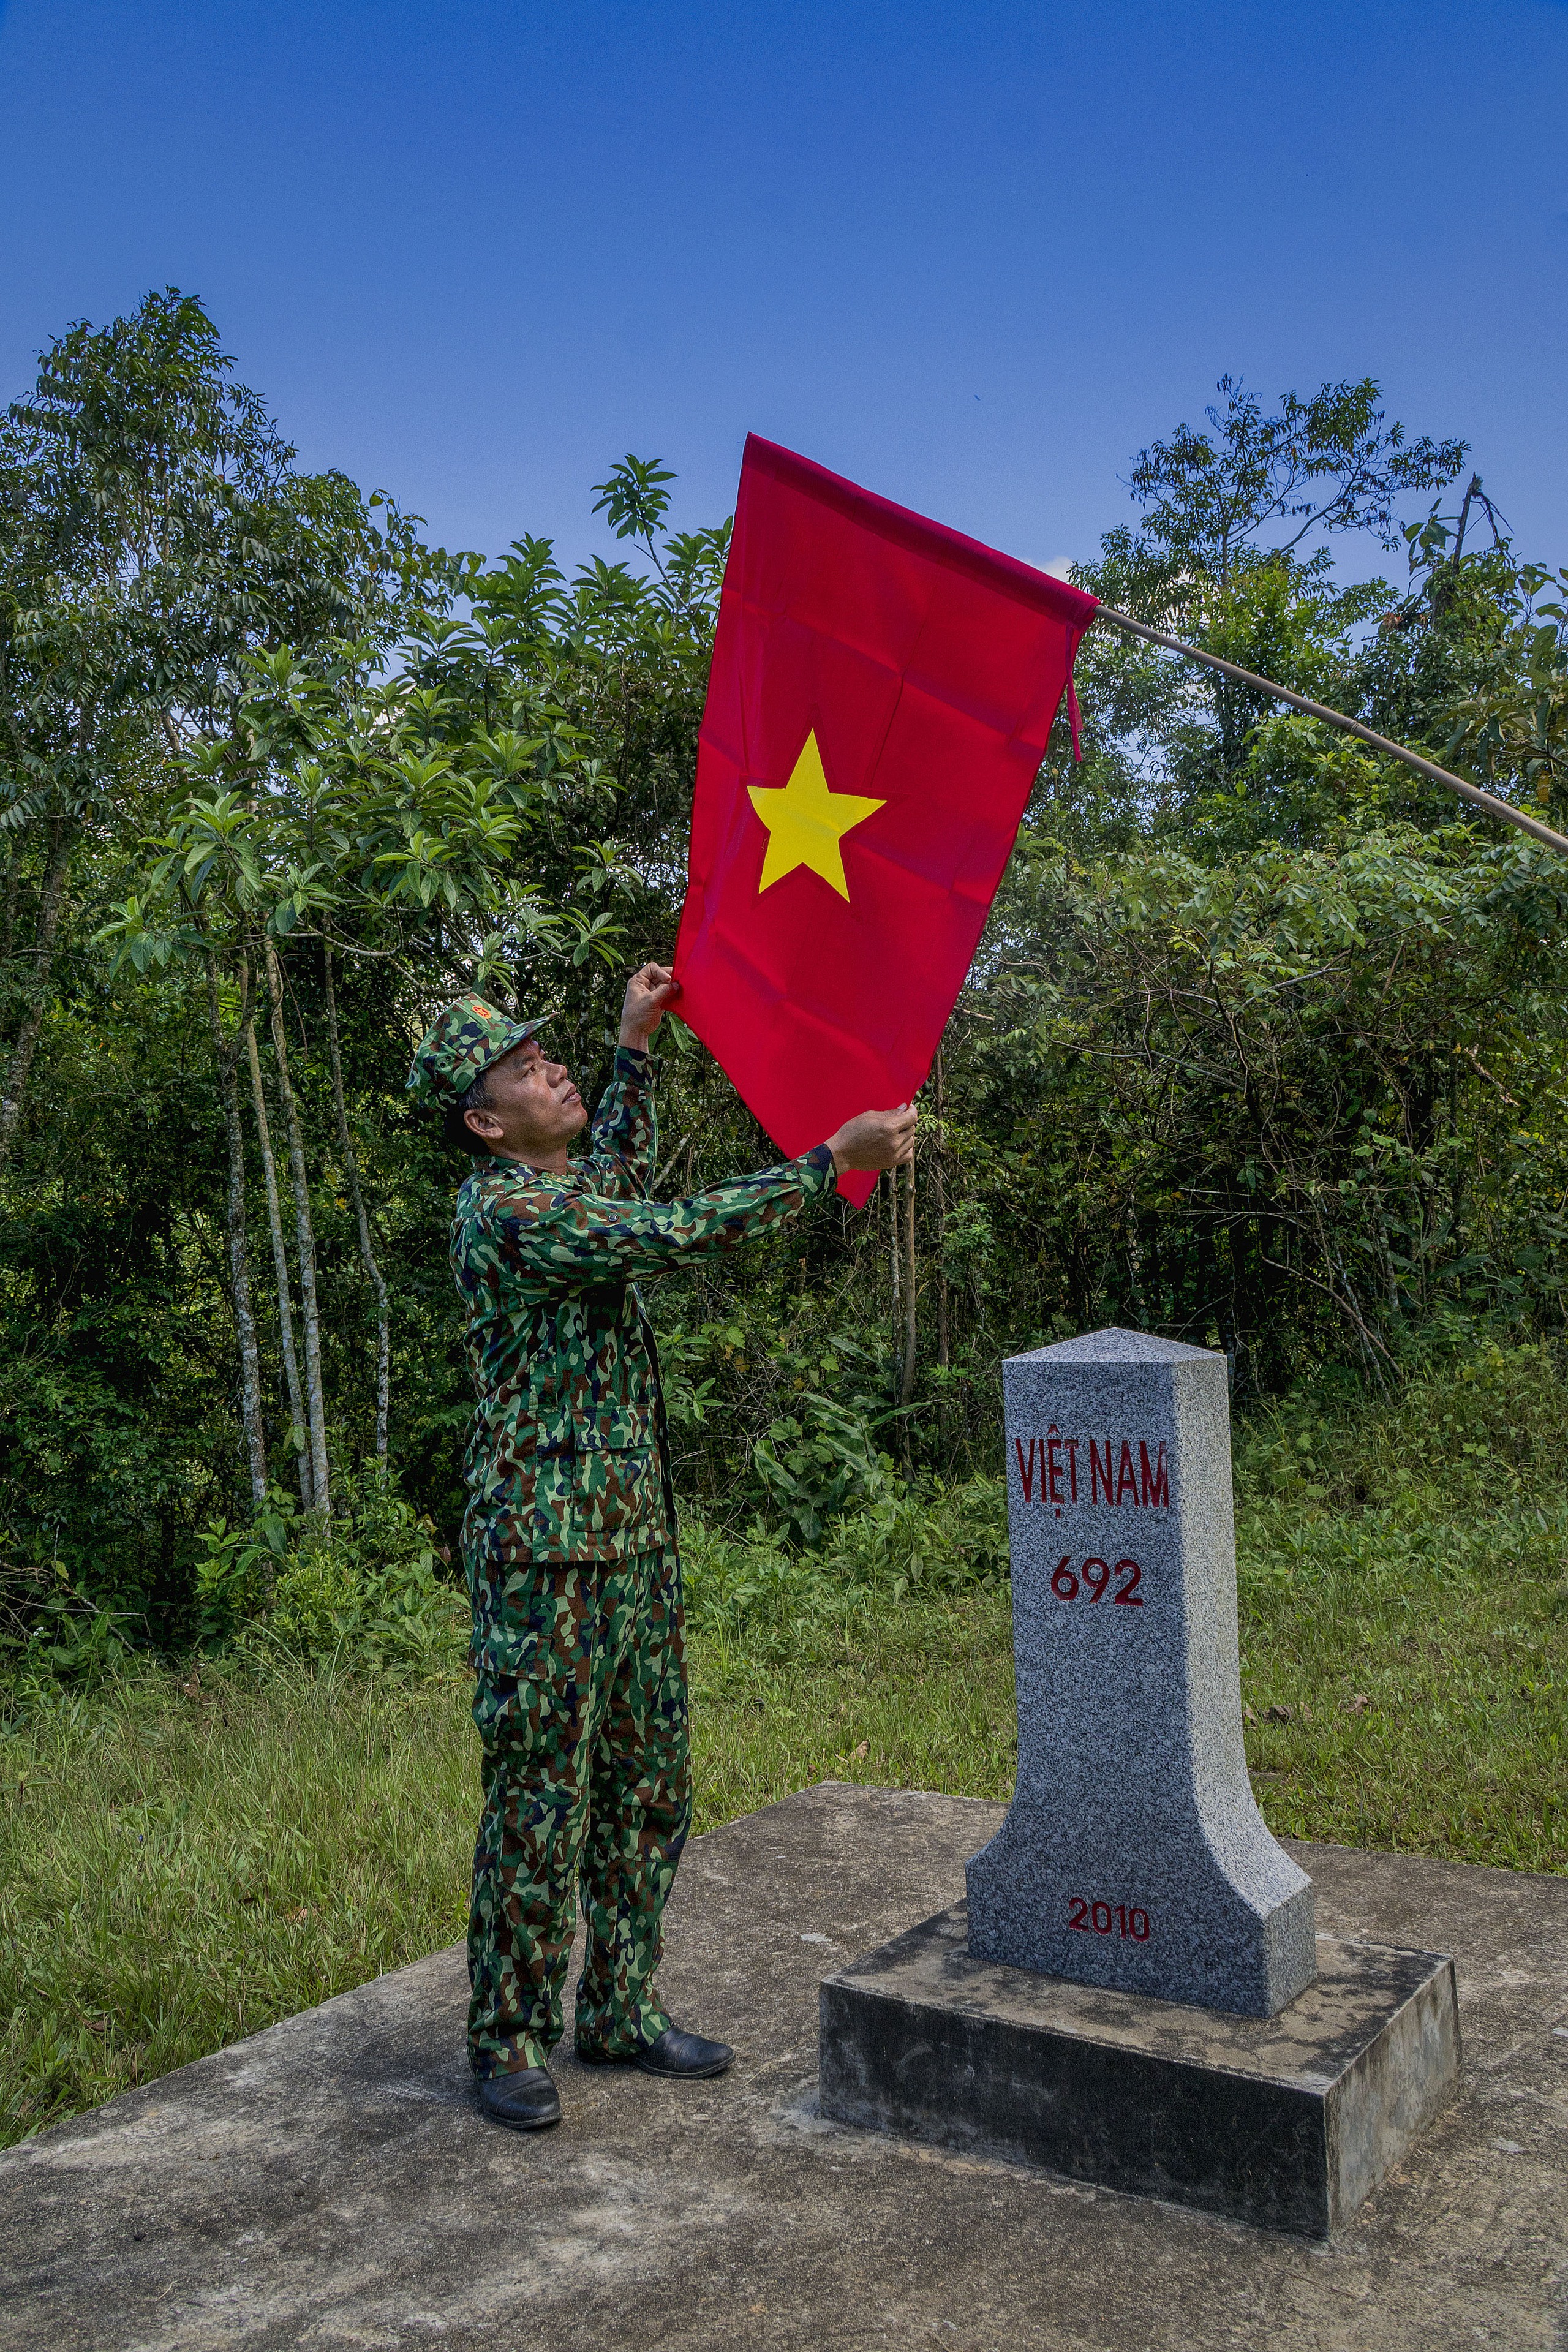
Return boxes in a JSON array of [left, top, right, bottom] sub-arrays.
[[6, 338, 1566, 1657], [0, 287, 413, 1175], [1047, 377, 1471, 848]]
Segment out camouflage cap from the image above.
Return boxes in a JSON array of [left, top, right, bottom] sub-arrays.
[[406, 996, 550, 1109]]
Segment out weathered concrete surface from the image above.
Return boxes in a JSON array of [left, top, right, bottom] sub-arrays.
[[821, 1909, 1459, 2235], [1, 1783, 1566, 2350]]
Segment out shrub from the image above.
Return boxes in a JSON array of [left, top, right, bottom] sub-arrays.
[[682, 1472, 1008, 1638], [1234, 1337, 1568, 1515], [194, 1480, 463, 1671]]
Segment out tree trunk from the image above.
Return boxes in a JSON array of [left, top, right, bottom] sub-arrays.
[[0, 816, 77, 1179], [1145, 1223, 1165, 1329], [888, 1168, 902, 1397], [1, 837, 20, 967], [245, 986, 312, 1512], [899, 1158, 918, 1411], [321, 943, 391, 1474], [1193, 1218, 1215, 1343], [203, 946, 268, 1509], [933, 1047, 949, 1372], [263, 940, 331, 1515], [1125, 1208, 1148, 1327]]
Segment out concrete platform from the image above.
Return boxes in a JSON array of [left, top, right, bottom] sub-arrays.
[[820, 1908, 1460, 2236], [1, 1784, 1566, 2350]]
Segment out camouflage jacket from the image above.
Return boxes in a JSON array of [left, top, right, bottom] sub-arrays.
[[451, 1047, 835, 1593]]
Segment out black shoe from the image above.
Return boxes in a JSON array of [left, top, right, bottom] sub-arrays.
[[478, 2066, 562, 2130], [631, 2026, 734, 2079]]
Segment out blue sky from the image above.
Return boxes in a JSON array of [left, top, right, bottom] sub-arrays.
[[2, 1, 1564, 582]]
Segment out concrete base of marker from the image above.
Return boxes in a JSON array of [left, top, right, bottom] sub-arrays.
[[819, 1902, 1460, 2238]]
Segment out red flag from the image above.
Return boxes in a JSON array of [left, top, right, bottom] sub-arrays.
[[672, 434, 1098, 1207]]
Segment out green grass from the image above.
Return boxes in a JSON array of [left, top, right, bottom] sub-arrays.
[[0, 1604, 1017, 2149], [1229, 1332, 1568, 1866], [2, 1336, 1566, 2149], [1, 1661, 477, 2147], [1235, 1501, 1566, 1866]]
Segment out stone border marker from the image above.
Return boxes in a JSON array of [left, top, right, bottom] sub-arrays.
[[967, 1327, 1313, 2015], [819, 1327, 1461, 2234]]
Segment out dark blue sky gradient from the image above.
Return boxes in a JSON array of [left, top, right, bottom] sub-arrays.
[[2, 2, 1564, 580]]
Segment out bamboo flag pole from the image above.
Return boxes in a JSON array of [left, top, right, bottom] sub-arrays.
[[1091, 603, 1568, 859]]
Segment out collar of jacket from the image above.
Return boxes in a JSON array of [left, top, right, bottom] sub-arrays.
[[472, 1152, 580, 1184]]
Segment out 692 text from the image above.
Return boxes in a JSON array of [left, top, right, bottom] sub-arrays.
[[1048, 1556, 1144, 1605]]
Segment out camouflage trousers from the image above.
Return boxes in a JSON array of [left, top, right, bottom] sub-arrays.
[[467, 1544, 691, 2078]]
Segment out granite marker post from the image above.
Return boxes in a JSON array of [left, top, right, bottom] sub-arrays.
[[967, 1328, 1315, 2016]]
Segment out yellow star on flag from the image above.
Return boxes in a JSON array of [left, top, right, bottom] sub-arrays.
[[747, 729, 885, 900]]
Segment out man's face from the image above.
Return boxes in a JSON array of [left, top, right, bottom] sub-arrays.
[[462, 1038, 588, 1160]]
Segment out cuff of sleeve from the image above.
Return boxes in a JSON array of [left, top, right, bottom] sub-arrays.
[[614, 1046, 653, 1076], [804, 1142, 837, 1193]]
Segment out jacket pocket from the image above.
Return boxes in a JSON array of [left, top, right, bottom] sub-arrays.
[[564, 1408, 660, 1550], [576, 1405, 654, 1455]]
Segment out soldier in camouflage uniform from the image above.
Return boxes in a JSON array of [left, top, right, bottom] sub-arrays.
[[409, 967, 914, 2130]]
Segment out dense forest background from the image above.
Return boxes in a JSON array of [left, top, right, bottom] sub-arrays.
[[2, 290, 1565, 1660]]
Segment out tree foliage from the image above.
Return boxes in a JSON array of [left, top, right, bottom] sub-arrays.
[[1, 315, 1562, 1658]]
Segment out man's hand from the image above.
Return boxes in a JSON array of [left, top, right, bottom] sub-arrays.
[[619, 962, 680, 1050], [824, 1103, 917, 1175]]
